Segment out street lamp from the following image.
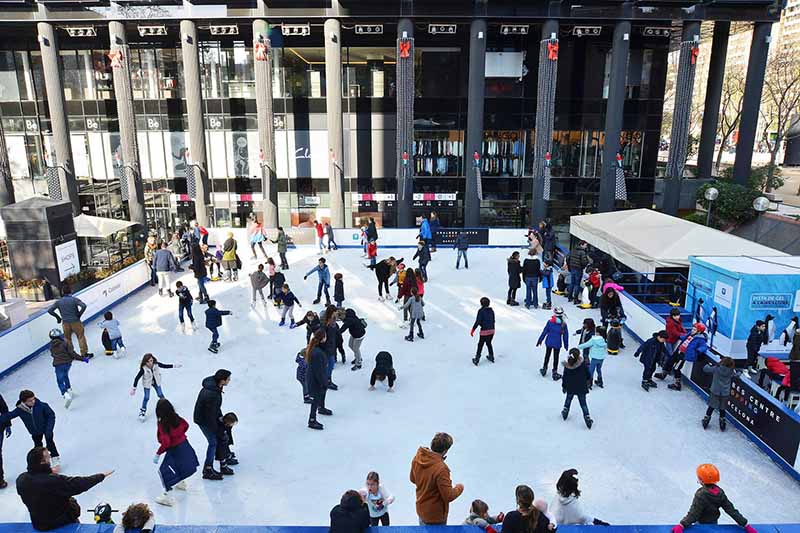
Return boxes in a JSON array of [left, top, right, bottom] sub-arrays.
[[752, 196, 770, 243], [704, 186, 719, 226]]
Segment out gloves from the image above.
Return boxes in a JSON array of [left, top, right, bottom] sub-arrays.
[[485, 527, 497, 533], [152, 455, 160, 464], [470, 328, 475, 337], [744, 526, 757, 533], [4, 427, 10, 438], [672, 525, 684, 533], [129, 387, 136, 396], [496, 513, 505, 523]]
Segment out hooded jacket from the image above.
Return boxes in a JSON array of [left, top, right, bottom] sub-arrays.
[[508, 258, 522, 289], [538, 317, 569, 349], [193, 376, 223, 432], [329, 491, 370, 533], [577, 335, 607, 361], [419, 219, 432, 240], [222, 237, 238, 262], [49, 338, 83, 367], [366, 221, 378, 241], [340, 309, 366, 339], [334, 279, 344, 302], [551, 494, 594, 525], [703, 363, 736, 397], [634, 335, 669, 369], [250, 270, 269, 290], [677, 333, 708, 362], [1, 399, 55, 436], [16, 463, 105, 531], [409, 447, 464, 524], [562, 355, 590, 395], [679, 485, 748, 527]]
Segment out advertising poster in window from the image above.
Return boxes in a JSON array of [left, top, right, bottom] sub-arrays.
[[137, 132, 151, 181], [209, 131, 227, 178], [231, 131, 249, 177], [148, 132, 167, 180], [87, 132, 107, 180], [168, 131, 189, 178], [6, 135, 28, 177]]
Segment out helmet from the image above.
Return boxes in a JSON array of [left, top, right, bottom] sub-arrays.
[[696, 463, 720, 485], [553, 307, 565, 317], [49, 328, 63, 339], [693, 322, 706, 333]]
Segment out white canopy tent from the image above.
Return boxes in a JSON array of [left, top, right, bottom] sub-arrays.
[[569, 209, 788, 278], [73, 214, 137, 239]]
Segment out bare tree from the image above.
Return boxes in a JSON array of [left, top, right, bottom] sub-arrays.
[[715, 65, 746, 173], [759, 48, 800, 190]]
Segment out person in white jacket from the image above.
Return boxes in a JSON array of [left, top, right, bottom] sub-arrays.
[[358, 471, 394, 526], [550, 469, 609, 526]]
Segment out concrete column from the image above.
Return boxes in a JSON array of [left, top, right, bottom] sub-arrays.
[[531, 19, 558, 225], [253, 20, 278, 228], [598, 20, 631, 213], [37, 22, 79, 215], [464, 18, 487, 227], [109, 21, 146, 227], [396, 18, 414, 228], [733, 22, 772, 186], [324, 19, 345, 227], [0, 117, 15, 207], [696, 21, 730, 179], [180, 20, 210, 226]]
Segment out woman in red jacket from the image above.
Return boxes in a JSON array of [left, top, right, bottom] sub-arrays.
[[154, 399, 199, 507], [666, 308, 687, 357]]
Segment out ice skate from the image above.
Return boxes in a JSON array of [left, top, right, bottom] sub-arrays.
[[594, 379, 604, 389], [417, 332, 425, 339], [0, 480, 7, 489], [155, 492, 174, 506], [202, 467, 223, 480], [138, 409, 146, 422], [308, 420, 324, 430], [225, 454, 239, 466], [304, 396, 313, 404], [540, 367, 547, 377], [219, 465, 235, 476], [405, 335, 413, 342], [208, 343, 219, 354], [668, 381, 682, 391], [318, 407, 333, 416], [552, 370, 562, 381], [327, 381, 338, 391], [584, 415, 594, 429], [647, 380, 658, 388], [168, 290, 174, 297], [67, 388, 77, 397], [641, 381, 650, 392], [312, 298, 321, 304], [654, 372, 667, 380], [159, 289, 164, 296], [278, 319, 286, 326], [472, 357, 479, 366], [174, 480, 188, 491], [720, 417, 727, 432], [63, 391, 72, 410], [351, 363, 362, 371], [487, 355, 495, 363], [561, 408, 569, 420], [702, 416, 711, 429]]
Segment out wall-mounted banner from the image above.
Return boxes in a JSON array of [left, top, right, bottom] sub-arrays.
[[352, 193, 396, 202], [750, 293, 793, 311], [413, 193, 457, 201], [434, 228, 489, 246]]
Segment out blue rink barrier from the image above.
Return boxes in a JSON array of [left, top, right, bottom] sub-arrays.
[[0, 524, 799, 533]]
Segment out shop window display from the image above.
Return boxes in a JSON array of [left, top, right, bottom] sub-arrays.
[[413, 130, 463, 176], [481, 130, 524, 177], [343, 47, 396, 98]]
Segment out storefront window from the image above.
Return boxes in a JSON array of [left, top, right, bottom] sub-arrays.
[[415, 49, 461, 98], [413, 129, 463, 176], [131, 48, 158, 99], [156, 48, 184, 99], [223, 44, 255, 98], [200, 43, 223, 98], [30, 52, 47, 100], [481, 130, 524, 176], [0, 51, 20, 102], [277, 47, 325, 98], [92, 51, 113, 99], [344, 47, 396, 98]]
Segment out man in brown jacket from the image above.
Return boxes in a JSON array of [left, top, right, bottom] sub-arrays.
[[409, 432, 464, 525]]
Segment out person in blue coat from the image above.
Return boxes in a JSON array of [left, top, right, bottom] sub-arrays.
[[634, 330, 669, 391], [471, 297, 495, 366], [537, 307, 569, 380], [0, 390, 60, 469], [306, 329, 333, 430], [204, 300, 232, 353], [419, 217, 432, 248], [304, 257, 332, 306], [656, 323, 708, 391], [540, 260, 555, 310]]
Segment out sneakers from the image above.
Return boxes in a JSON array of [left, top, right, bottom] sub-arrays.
[[308, 420, 324, 430], [219, 465, 235, 476], [318, 407, 333, 416], [174, 480, 188, 491], [202, 467, 223, 480], [155, 492, 174, 506], [138, 409, 147, 422], [584, 415, 594, 429], [561, 408, 569, 420], [702, 416, 711, 429]]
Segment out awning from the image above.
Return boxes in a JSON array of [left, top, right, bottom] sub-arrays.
[[569, 209, 788, 278], [73, 214, 137, 238]]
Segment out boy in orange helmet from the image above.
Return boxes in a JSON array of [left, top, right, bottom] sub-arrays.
[[672, 464, 756, 533]]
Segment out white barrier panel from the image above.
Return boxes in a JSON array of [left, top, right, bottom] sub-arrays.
[[0, 261, 150, 378], [489, 228, 530, 247], [619, 291, 666, 342]]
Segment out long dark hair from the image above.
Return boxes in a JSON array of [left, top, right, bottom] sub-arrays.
[[556, 468, 581, 498], [599, 288, 620, 309], [405, 268, 417, 286], [306, 329, 326, 363], [515, 484, 540, 533], [140, 353, 156, 368], [324, 304, 338, 326], [156, 398, 181, 431]]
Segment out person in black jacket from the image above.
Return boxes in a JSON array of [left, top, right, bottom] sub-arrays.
[[522, 249, 541, 309], [634, 331, 669, 391], [293, 310, 322, 342], [502, 484, 551, 533], [193, 369, 232, 480], [507, 252, 522, 306], [370, 351, 396, 392], [190, 244, 209, 304], [0, 393, 9, 489], [368, 256, 403, 301], [471, 297, 496, 365], [366, 218, 378, 243], [334, 273, 345, 308], [306, 329, 333, 430], [340, 308, 367, 371], [454, 232, 469, 269], [413, 242, 431, 282], [322, 306, 342, 390], [16, 446, 111, 531], [330, 489, 370, 533], [746, 320, 766, 370], [561, 349, 593, 429], [0, 391, 60, 470]]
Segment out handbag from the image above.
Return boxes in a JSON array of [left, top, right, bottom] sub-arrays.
[[235, 254, 242, 270]]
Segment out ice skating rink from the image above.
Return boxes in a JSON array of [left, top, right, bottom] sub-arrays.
[[0, 246, 798, 526]]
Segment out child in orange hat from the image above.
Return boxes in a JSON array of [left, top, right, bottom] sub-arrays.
[[673, 464, 755, 533]]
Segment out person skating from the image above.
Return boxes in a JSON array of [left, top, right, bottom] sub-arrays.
[[334, 273, 345, 309], [502, 484, 551, 533], [599, 287, 626, 349], [131, 353, 181, 422], [16, 446, 111, 531], [340, 308, 366, 370], [366, 217, 378, 243], [634, 330, 669, 391], [98, 311, 125, 357], [313, 219, 325, 254], [305, 257, 332, 305], [369, 351, 396, 392], [47, 284, 92, 358], [565, 241, 591, 304], [414, 268, 426, 321], [193, 369, 232, 480], [410, 432, 464, 525], [145, 235, 158, 286], [0, 391, 60, 471], [537, 307, 569, 380], [249, 218, 269, 260], [429, 211, 441, 252], [204, 300, 231, 353], [0, 393, 10, 489], [404, 289, 425, 342], [269, 226, 290, 270], [413, 241, 431, 282], [522, 249, 541, 309], [656, 323, 708, 391], [48, 329, 90, 409], [419, 216, 432, 250], [359, 471, 395, 526], [330, 490, 370, 533], [454, 231, 469, 269], [746, 320, 766, 370], [292, 310, 321, 342], [325, 221, 338, 251], [550, 468, 608, 525], [153, 399, 198, 507], [561, 349, 593, 429], [366, 239, 378, 268], [306, 329, 333, 430], [471, 297, 495, 365], [276, 284, 301, 327], [369, 256, 403, 302], [214, 412, 239, 471], [398, 268, 417, 324], [672, 464, 756, 533], [322, 306, 341, 389], [540, 260, 555, 310], [577, 327, 607, 389], [174, 281, 196, 332], [153, 242, 177, 297], [507, 251, 522, 306], [701, 357, 737, 431], [190, 243, 209, 304], [666, 308, 687, 357], [221, 232, 239, 282], [249, 263, 269, 307]]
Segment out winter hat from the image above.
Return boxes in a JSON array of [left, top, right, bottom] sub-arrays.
[[693, 322, 706, 333], [696, 463, 720, 485]]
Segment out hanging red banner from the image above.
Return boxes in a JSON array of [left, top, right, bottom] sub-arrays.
[[544, 151, 551, 166], [108, 49, 123, 69], [547, 41, 559, 61], [399, 40, 411, 59], [254, 41, 268, 62], [616, 152, 623, 168], [690, 45, 699, 65]]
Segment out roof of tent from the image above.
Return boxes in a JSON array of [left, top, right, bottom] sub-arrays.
[[569, 209, 788, 277], [73, 214, 136, 238]]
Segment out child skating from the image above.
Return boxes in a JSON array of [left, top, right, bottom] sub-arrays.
[[672, 464, 756, 533], [701, 356, 737, 431], [205, 300, 232, 353], [358, 471, 395, 526], [98, 311, 125, 357], [304, 257, 331, 306], [577, 326, 607, 389], [369, 351, 396, 392], [471, 297, 495, 366], [561, 348, 593, 429], [130, 353, 181, 421], [175, 281, 196, 332], [48, 328, 90, 409], [537, 307, 569, 380], [295, 348, 312, 403], [656, 322, 708, 391], [634, 330, 669, 391], [403, 289, 425, 342], [249, 263, 269, 307], [277, 284, 301, 327], [334, 273, 345, 309], [366, 239, 378, 268]]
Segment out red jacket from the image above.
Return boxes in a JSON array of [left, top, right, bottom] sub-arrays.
[[416, 278, 425, 296], [765, 357, 789, 376], [315, 223, 324, 238], [367, 242, 378, 258], [666, 316, 686, 344], [157, 417, 189, 455], [588, 271, 601, 289]]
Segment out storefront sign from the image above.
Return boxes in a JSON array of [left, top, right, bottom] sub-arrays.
[[572, 26, 602, 37], [500, 25, 528, 35], [55, 240, 80, 282], [301, 196, 320, 206], [750, 293, 793, 310], [413, 193, 457, 201], [146, 118, 161, 131], [355, 25, 383, 35], [282, 24, 310, 36], [435, 228, 489, 246], [351, 193, 395, 202]]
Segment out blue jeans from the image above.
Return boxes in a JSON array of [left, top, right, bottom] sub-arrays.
[[317, 282, 330, 302], [150, 264, 157, 285], [208, 326, 219, 344], [141, 384, 164, 412], [564, 393, 590, 417], [544, 286, 552, 305], [524, 277, 539, 307], [179, 302, 194, 323], [200, 426, 217, 468], [419, 264, 428, 281], [456, 250, 468, 268], [110, 337, 125, 350], [197, 276, 209, 301], [54, 363, 71, 395], [569, 269, 583, 300], [370, 256, 376, 267], [589, 358, 604, 383]]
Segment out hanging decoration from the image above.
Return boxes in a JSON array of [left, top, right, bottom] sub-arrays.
[[533, 37, 559, 202], [690, 45, 699, 65], [254, 39, 269, 62], [474, 151, 483, 201], [542, 152, 552, 201], [665, 39, 699, 180], [396, 36, 415, 202], [547, 40, 559, 61], [614, 152, 627, 201], [108, 49, 123, 69], [186, 164, 197, 200], [45, 167, 62, 201]]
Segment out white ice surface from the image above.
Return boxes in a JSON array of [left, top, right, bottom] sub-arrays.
[[0, 247, 798, 526]]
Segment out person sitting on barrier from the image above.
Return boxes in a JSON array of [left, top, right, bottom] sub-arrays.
[[464, 499, 504, 531], [113, 502, 155, 533], [550, 468, 608, 526], [330, 489, 370, 533], [746, 320, 766, 371], [502, 484, 551, 533], [775, 331, 800, 403], [656, 323, 708, 392], [672, 464, 756, 533]]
